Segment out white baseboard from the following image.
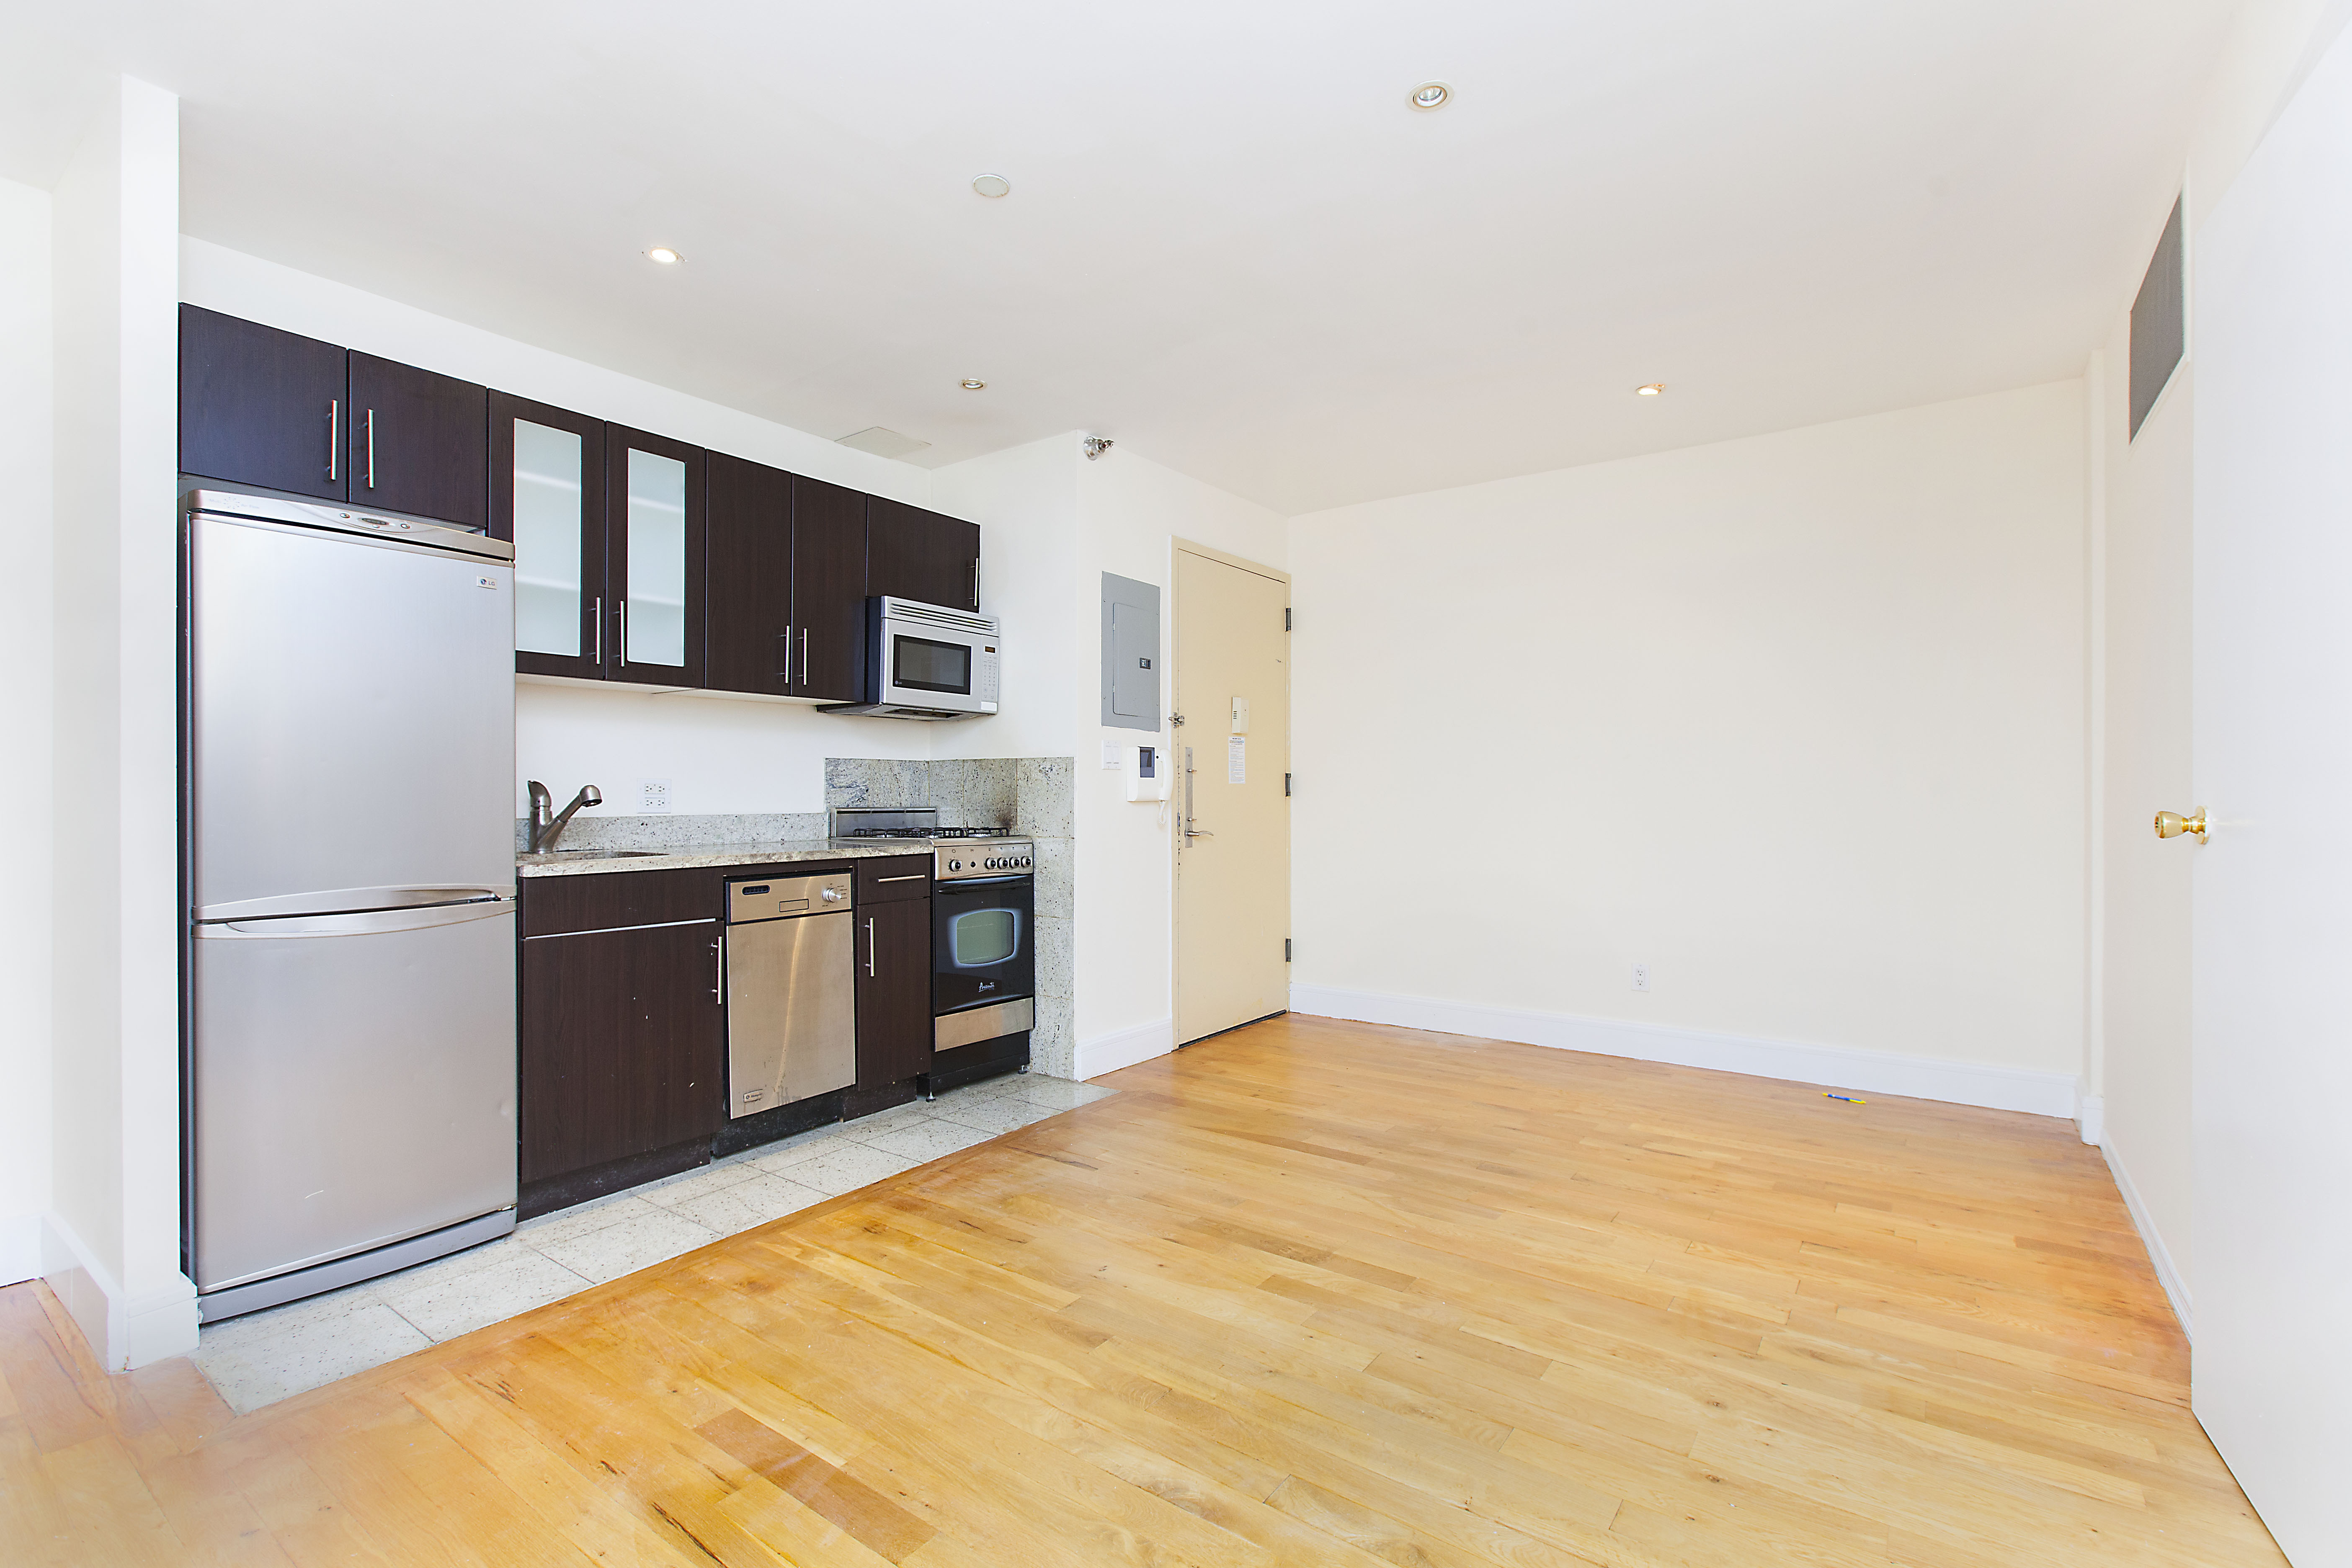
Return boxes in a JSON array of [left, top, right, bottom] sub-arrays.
[[37, 1211, 199, 1371], [2076, 1094, 2105, 1146], [1287, 984, 2080, 1120], [2099, 1140, 2193, 1341], [0, 1212, 39, 1287], [1075, 1017, 1174, 1080]]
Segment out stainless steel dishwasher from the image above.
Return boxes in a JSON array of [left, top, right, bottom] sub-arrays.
[[723, 871, 857, 1117]]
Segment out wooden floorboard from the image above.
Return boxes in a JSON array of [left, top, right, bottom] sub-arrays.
[[0, 1014, 2284, 1565]]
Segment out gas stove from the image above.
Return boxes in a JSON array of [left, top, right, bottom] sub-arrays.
[[829, 807, 1034, 882]]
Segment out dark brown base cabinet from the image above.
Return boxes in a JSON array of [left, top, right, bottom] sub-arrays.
[[519, 918, 724, 1215], [517, 860, 954, 1218], [855, 897, 934, 1091]]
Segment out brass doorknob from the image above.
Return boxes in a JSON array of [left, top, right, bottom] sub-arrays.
[[2154, 808, 2207, 842]]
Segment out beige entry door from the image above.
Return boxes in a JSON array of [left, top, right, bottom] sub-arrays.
[[1172, 541, 1289, 1045]]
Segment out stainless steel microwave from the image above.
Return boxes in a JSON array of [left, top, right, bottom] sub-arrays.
[[819, 596, 1001, 720]]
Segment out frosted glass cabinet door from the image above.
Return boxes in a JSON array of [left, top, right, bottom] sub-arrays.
[[490, 392, 606, 681], [606, 423, 705, 687]]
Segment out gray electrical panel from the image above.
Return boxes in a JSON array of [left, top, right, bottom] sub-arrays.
[[1100, 572, 1160, 732]]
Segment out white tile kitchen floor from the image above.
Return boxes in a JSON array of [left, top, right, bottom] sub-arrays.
[[188, 1070, 1117, 1415]]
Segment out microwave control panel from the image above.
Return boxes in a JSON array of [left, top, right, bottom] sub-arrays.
[[976, 641, 1000, 708]]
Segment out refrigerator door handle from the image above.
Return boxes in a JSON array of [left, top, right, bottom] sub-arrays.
[[197, 900, 515, 939], [194, 886, 513, 923]]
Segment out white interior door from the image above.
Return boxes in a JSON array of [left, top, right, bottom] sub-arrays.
[[1172, 542, 1289, 1045], [2190, 26, 2352, 1565]]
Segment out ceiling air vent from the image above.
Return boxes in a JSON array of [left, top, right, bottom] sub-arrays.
[[836, 427, 932, 460]]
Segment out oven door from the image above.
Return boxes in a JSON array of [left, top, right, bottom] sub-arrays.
[[932, 874, 1034, 1015]]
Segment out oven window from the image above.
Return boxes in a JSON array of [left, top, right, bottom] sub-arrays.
[[950, 908, 1020, 967], [894, 634, 971, 694]]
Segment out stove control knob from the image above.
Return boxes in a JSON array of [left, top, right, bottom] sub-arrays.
[[986, 857, 1002, 869], [1021, 856, 1032, 868], [949, 859, 962, 872]]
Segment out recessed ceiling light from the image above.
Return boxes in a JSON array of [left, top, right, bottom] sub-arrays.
[[1635, 382, 1666, 396], [645, 247, 682, 265], [971, 173, 1011, 198], [1409, 82, 1451, 110], [960, 378, 987, 390]]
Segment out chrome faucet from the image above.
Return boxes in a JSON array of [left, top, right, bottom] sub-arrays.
[[526, 781, 602, 853]]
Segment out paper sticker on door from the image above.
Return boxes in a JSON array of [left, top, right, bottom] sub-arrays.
[[1227, 735, 1246, 784]]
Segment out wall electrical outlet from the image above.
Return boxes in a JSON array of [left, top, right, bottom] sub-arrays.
[[1630, 962, 1651, 993], [639, 779, 673, 815]]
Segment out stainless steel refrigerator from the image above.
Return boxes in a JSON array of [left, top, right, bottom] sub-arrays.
[[185, 490, 518, 1322]]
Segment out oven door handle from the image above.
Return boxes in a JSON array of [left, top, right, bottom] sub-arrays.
[[938, 874, 1031, 887]]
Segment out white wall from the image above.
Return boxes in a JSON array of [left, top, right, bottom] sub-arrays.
[[1289, 383, 2089, 1114], [178, 239, 943, 823], [0, 175, 55, 1285], [930, 434, 1083, 765], [47, 77, 197, 1368], [929, 434, 1288, 1075], [1071, 446, 1287, 1067]]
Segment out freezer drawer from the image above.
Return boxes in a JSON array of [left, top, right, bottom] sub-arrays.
[[726, 906, 856, 1117], [192, 900, 517, 1294]]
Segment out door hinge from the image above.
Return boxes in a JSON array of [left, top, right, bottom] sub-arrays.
[[1284, 772, 1292, 797], [1284, 607, 1292, 631], [1284, 938, 1292, 962]]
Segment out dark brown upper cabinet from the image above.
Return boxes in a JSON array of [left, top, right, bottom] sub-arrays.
[[490, 392, 607, 681], [791, 475, 871, 702], [178, 305, 349, 502], [606, 425, 706, 689], [868, 497, 981, 612], [346, 353, 489, 529], [704, 453, 794, 698]]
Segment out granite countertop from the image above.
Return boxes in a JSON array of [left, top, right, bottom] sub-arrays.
[[516, 839, 932, 877]]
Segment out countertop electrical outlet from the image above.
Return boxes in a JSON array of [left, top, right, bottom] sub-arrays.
[[639, 779, 673, 813]]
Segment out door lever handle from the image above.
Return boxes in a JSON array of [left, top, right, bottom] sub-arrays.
[[2154, 808, 2207, 842]]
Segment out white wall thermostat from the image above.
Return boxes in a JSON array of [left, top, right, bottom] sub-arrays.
[[1125, 743, 1172, 802]]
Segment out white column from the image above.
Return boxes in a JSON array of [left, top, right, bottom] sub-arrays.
[[46, 74, 196, 1369]]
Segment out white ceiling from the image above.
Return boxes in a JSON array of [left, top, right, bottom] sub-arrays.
[[4, 1, 2230, 514]]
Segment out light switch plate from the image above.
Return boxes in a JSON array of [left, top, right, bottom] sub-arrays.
[[1102, 740, 1123, 769], [1230, 696, 1250, 733], [639, 779, 673, 814]]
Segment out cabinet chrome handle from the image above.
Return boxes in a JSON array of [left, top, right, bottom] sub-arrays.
[[799, 628, 808, 687], [364, 409, 375, 490], [714, 936, 725, 1002], [876, 874, 925, 882], [780, 624, 793, 682], [970, 557, 979, 609], [328, 400, 339, 482], [590, 597, 601, 664], [866, 916, 877, 977], [618, 600, 627, 665]]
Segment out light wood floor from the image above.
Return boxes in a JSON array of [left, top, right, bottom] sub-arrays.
[[1, 1014, 2282, 1566]]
